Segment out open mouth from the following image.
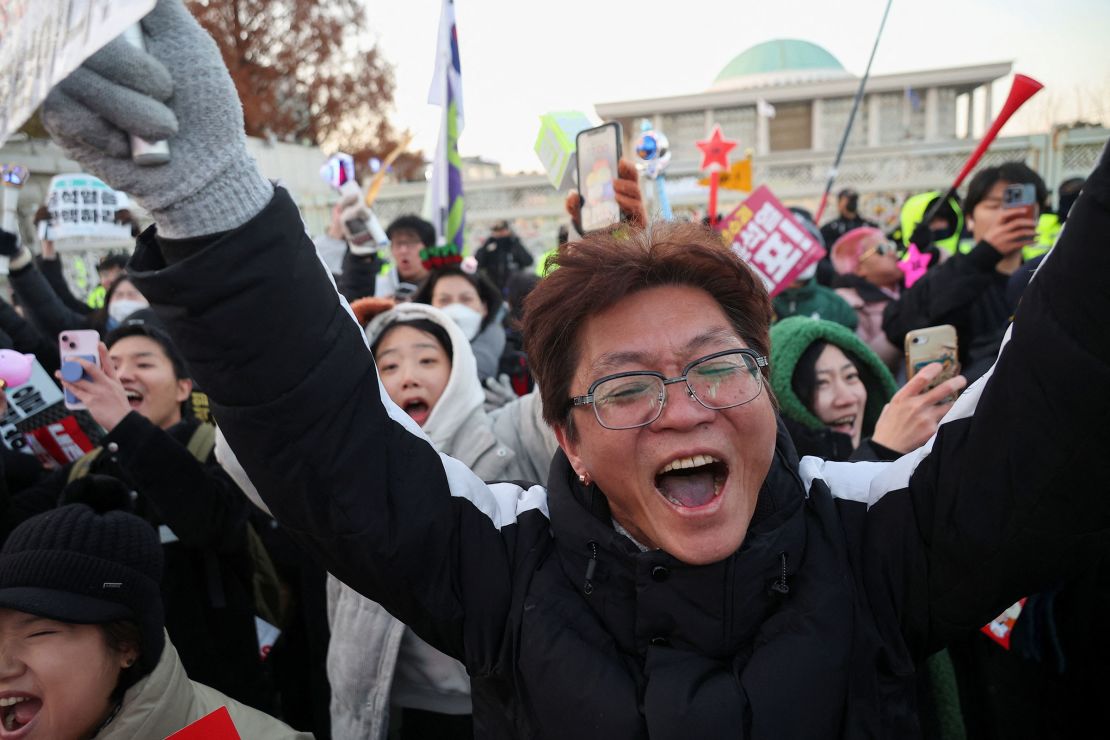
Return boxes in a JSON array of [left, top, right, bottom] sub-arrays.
[[0, 695, 42, 737], [124, 389, 144, 409], [653, 454, 728, 509], [402, 400, 431, 426], [828, 415, 857, 436]]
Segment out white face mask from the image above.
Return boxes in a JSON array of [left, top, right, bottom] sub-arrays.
[[439, 302, 483, 341], [108, 298, 149, 324]]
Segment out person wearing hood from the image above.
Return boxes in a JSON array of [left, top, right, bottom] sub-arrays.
[[328, 302, 526, 740], [413, 265, 506, 381], [829, 227, 904, 371], [769, 316, 965, 462], [893, 191, 965, 270], [0, 503, 309, 739], [44, 8, 1110, 736]]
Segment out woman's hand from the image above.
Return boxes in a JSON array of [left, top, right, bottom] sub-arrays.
[[565, 159, 647, 234], [871, 363, 968, 454], [57, 342, 132, 433]]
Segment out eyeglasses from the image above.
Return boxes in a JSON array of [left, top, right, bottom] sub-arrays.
[[859, 240, 898, 262], [570, 349, 769, 430]]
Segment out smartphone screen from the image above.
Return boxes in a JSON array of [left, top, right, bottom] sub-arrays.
[[1002, 183, 1038, 220], [576, 123, 622, 232]]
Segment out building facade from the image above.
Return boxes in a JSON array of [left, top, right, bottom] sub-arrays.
[[374, 39, 1105, 255]]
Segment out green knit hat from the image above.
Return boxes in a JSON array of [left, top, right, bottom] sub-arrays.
[[769, 316, 898, 434]]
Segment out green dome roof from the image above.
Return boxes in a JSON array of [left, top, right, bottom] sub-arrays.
[[715, 39, 845, 83]]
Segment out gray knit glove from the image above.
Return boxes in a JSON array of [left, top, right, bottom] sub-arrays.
[[40, 0, 272, 239]]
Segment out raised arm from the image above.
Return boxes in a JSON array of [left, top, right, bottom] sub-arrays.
[[40, 0, 547, 669], [846, 143, 1110, 659]]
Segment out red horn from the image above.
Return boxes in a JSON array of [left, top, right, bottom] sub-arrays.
[[950, 74, 1043, 191]]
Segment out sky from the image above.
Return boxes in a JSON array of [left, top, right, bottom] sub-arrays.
[[363, 0, 1110, 174]]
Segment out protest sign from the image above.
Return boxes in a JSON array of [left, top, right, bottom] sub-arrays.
[[717, 186, 826, 298], [0, 0, 156, 145], [166, 707, 241, 740], [534, 111, 593, 191], [0, 359, 103, 467], [44, 173, 133, 251], [1, 360, 64, 454], [698, 157, 752, 193]]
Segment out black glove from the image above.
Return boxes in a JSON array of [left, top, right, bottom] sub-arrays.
[[0, 229, 19, 257]]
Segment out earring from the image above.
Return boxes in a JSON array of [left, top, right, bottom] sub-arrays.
[[124, 658, 135, 668], [578, 472, 592, 486]]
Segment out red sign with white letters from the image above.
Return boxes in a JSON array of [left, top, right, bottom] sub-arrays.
[[717, 186, 826, 297]]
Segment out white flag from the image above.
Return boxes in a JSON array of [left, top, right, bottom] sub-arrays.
[[757, 98, 777, 119]]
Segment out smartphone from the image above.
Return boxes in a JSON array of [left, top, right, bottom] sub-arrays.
[[576, 122, 623, 233], [59, 330, 101, 410], [905, 325, 959, 392], [1002, 183, 1038, 222]]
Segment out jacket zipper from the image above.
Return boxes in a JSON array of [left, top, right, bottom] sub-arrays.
[[770, 552, 790, 595], [584, 541, 599, 596]]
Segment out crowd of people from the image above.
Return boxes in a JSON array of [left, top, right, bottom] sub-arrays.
[[0, 1, 1107, 738]]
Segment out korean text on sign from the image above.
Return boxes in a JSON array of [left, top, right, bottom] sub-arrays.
[[716, 186, 826, 298]]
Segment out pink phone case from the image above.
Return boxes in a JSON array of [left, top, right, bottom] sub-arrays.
[[59, 330, 101, 410]]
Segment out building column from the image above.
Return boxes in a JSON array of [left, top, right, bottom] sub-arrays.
[[811, 99, 823, 150], [756, 110, 770, 155], [966, 87, 976, 139], [924, 87, 939, 141], [867, 93, 880, 147], [982, 82, 993, 134]]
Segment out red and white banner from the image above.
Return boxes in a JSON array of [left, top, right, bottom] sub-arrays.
[[717, 186, 826, 298]]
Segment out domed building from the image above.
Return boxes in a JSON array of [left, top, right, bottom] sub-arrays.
[[594, 39, 1016, 211], [357, 39, 1103, 257], [709, 39, 853, 91], [598, 38, 1010, 164]]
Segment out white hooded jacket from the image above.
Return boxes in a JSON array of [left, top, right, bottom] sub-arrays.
[[327, 303, 526, 740]]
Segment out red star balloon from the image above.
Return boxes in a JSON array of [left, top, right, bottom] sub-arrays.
[[696, 125, 737, 172]]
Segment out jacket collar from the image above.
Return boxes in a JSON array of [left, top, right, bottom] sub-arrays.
[[546, 423, 808, 659]]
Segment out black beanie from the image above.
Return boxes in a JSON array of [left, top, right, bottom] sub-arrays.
[[0, 504, 165, 676]]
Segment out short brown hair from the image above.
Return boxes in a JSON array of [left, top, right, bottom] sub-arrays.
[[523, 222, 772, 432]]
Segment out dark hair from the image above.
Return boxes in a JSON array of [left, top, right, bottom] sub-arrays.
[[964, 162, 1048, 216], [103, 273, 138, 306], [105, 323, 190, 380], [790, 339, 868, 414], [524, 221, 772, 436], [506, 271, 540, 323], [90, 273, 143, 332], [33, 205, 50, 226], [101, 620, 143, 699], [385, 215, 435, 249], [370, 318, 453, 361], [98, 252, 131, 274], [412, 266, 503, 331]]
